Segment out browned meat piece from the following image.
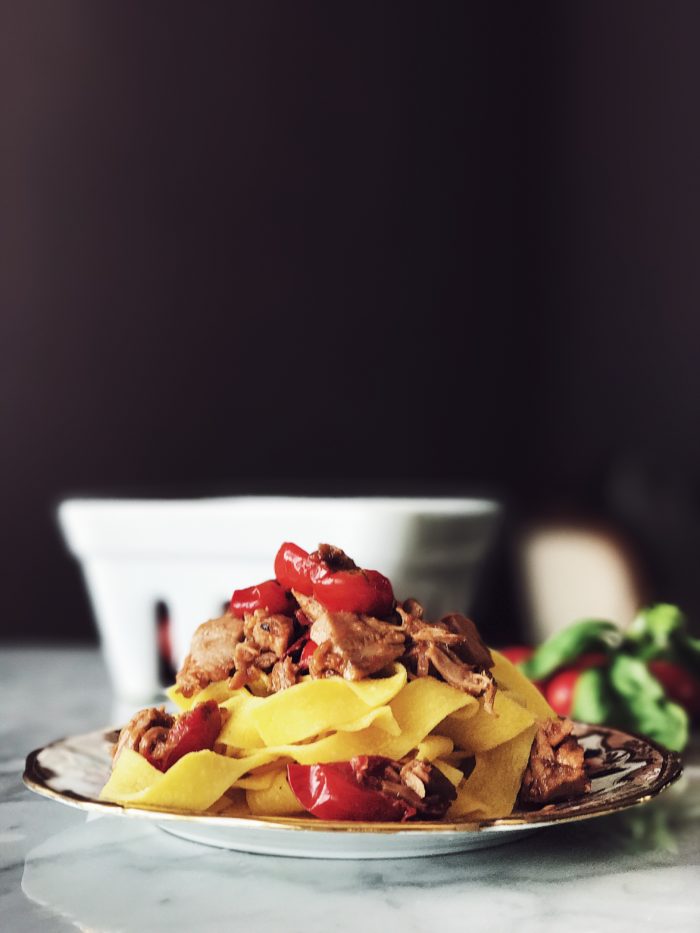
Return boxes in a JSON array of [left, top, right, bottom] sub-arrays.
[[519, 718, 590, 805], [353, 755, 457, 820], [113, 702, 223, 771], [295, 592, 405, 680], [397, 600, 496, 707], [270, 656, 298, 692], [176, 613, 244, 697], [425, 644, 497, 710], [113, 706, 174, 765], [440, 613, 494, 669], [243, 610, 294, 658], [313, 543, 358, 572], [307, 641, 346, 679], [228, 610, 295, 690]]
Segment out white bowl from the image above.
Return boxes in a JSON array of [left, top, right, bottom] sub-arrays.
[[58, 496, 501, 701]]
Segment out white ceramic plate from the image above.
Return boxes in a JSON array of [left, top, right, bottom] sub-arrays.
[[24, 723, 682, 859]]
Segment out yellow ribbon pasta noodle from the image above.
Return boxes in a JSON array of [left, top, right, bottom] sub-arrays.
[[249, 664, 406, 746], [416, 734, 454, 761], [447, 724, 538, 820], [490, 650, 557, 721], [332, 705, 400, 736], [100, 748, 280, 810], [218, 692, 267, 749], [438, 689, 535, 754], [432, 758, 465, 788], [246, 769, 306, 816], [377, 677, 478, 760]]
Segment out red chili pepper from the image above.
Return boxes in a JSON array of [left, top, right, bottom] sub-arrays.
[[145, 701, 222, 772], [287, 760, 412, 821], [229, 579, 293, 618], [312, 569, 394, 617], [274, 543, 328, 595]]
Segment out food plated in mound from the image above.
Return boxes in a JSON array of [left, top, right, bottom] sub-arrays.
[[101, 542, 591, 822]]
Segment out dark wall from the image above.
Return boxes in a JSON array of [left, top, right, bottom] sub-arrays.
[[2, 2, 699, 640]]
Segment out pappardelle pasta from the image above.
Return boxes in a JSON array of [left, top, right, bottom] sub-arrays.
[[101, 543, 589, 821]]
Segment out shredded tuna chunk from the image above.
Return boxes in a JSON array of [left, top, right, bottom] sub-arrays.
[[270, 656, 298, 692], [113, 706, 174, 765], [229, 610, 295, 689], [176, 613, 244, 697], [397, 600, 496, 708], [295, 592, 406, 680], [353, 755, 457, 819], [519, 718, 590, 805]]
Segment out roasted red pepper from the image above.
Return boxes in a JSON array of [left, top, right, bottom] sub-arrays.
[[145, 701, 222, 772], [312, 569, 394, 617], [229, 579, 293, 618], [300, 639, 318, 663], [287, 760, 412, 821], [274, 543, 327, 595]]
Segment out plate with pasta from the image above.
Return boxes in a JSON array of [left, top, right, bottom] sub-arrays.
[[24, 542, 682, 858]]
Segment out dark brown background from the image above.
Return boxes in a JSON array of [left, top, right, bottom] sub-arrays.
[[2, 2, 699, 641]]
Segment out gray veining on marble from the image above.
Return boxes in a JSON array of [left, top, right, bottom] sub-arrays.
[[2, 647, 700, 932]]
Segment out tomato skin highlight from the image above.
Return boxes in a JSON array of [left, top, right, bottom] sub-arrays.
[[287, 761, 411, 821], [230, 579, 293, 618], [312, 569, 394, 617], [648, 660, 700, 719], [545, 669, 580, 717], [274, 543, 327, 595]]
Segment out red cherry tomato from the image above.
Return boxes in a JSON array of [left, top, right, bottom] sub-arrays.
[[145, 701, 222, 772], [498, 646, 533, 666], [274, 543, 328, 595], [287, 760, 411, 821], [648, 660, 700, 719], [300, 639, 318, 662], [545, 669, 581, 717], [312, 569, 394, 617], [229, 579, 293, 618]]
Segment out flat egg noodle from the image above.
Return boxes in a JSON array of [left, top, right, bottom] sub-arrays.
[[101, 677, 477, 811], [490, 650, 557, 721], [447, 724, 538, 820], [371, 677, 477, 760], [432, 758, 464, 788], [249, 664, 407, 745], [437, 689, 536, 754], [416, 734, 454, 761], [246, 768, 306, 816]]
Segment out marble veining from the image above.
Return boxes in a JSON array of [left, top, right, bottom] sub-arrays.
[[2, 648, 700, 932]]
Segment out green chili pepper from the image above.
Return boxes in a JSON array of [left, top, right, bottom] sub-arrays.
[[674, 632, 700, 676], [520, 619, 623, 681], [608, 655, 688, 752], [625, 604, 686, 661], [571, 667, 616, 724]]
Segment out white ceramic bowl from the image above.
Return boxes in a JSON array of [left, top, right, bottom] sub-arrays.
[[58, 496, 501, 701]]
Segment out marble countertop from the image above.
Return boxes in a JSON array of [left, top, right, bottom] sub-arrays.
[[2, 647, 699, 933]]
